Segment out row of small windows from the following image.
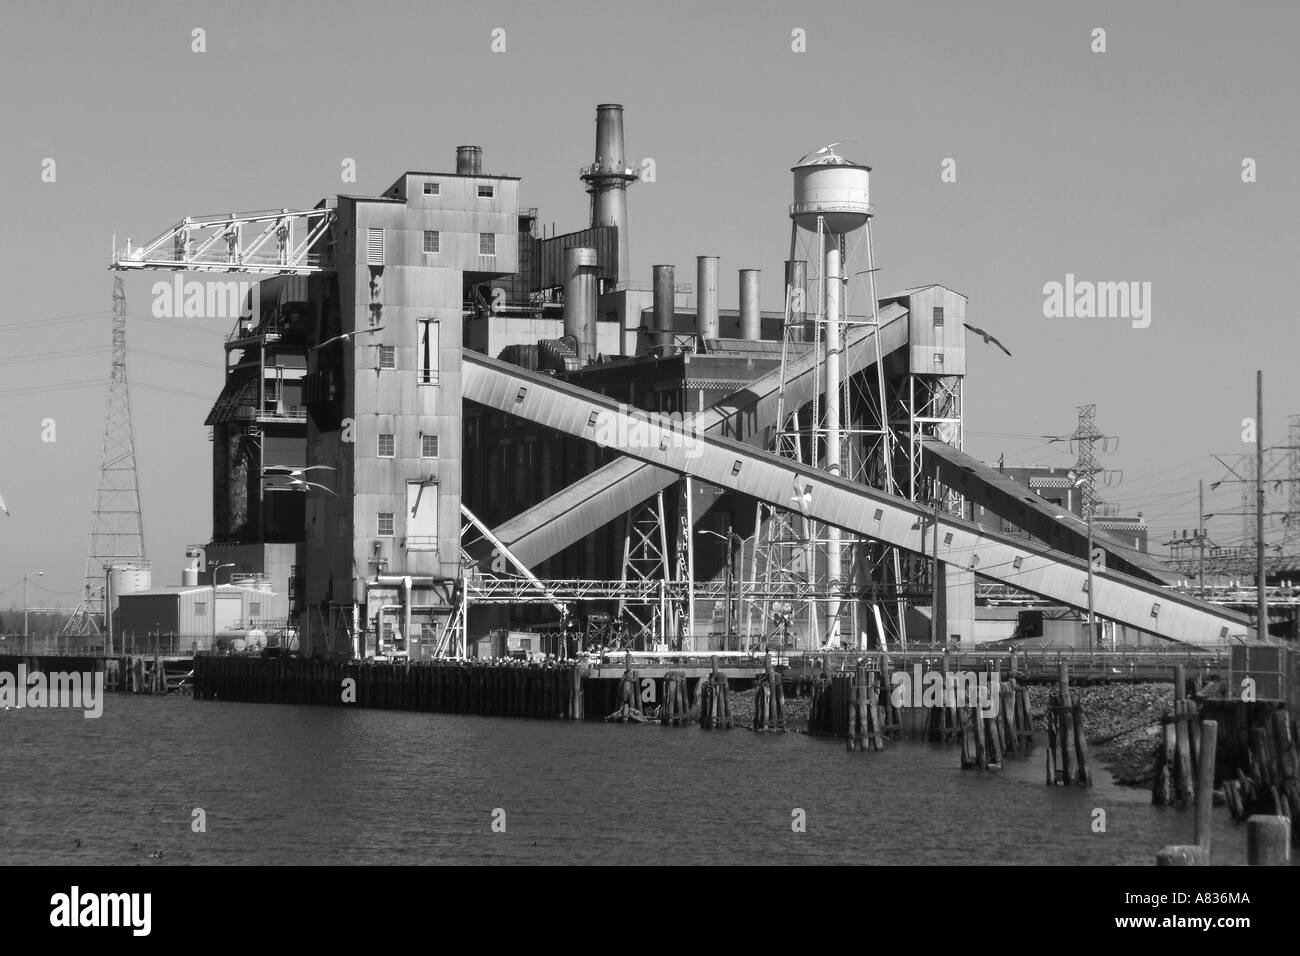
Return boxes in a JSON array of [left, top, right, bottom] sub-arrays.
[[419, 180, 494, 199], [420, 230, 494, 256], [193, 601, 261, 618], [373, 320, 440, 384], [376, 433, 440, 458], [368, 226, 497, 264]]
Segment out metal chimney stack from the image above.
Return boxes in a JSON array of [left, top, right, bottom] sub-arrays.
[[697, 256, 719, 339], [652, 264, 675, 353], [581, 104, 638, 285], [563, 248, 600, 362], [456, 146, 482, 175], [739, 269, 761, 340]]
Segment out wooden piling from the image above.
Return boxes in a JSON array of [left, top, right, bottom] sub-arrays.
[[1194, 720, 1218, 852], [1156, 845, 1210, 866], [1246, 815, 1291, 866]]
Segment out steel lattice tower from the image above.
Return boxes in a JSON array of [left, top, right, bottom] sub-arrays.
[[63, 277, 146, 635], [1284, 414, 1300, 564]]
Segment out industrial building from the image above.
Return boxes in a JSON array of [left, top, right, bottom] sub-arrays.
[[109, 103, 1256, 657]]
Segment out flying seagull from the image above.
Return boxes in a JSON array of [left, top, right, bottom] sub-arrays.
[[284, 477, 337, 496], [962, 323, 1012, 357], [263, 465, 335, 479], [796, 143, 843, 164], [312, 327, 385, 351]]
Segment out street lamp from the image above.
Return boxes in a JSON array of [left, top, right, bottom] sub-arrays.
[[209, 562, 235, 652], [698, 528, 744, 651], [23, 570, 44, 646]]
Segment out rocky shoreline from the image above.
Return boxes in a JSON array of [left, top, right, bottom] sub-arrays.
[[1026, 681, 1173, 786]]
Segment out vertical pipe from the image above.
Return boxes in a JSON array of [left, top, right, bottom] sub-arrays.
[[563, 247, 599, 362], [785, 259, 807, 342], [1198, 479, 1206, 597], [739, 269, 761, 341], [1256, 370, 1266, 637], [652, 264, 675, 353], [696, 256, 719, 339], [824, 239, 842, 644]]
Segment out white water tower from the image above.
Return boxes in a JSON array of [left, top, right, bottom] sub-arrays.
[[786, 147, 879, 649]]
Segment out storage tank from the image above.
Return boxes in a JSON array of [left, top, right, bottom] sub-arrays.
[[563, 247, 599, 362], [456, 145, 482, 175], [790, 154, 872, 234], [110, 564, 152, 600]]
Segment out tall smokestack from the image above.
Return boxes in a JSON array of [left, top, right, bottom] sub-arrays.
[[563, 247, 599, 362], [739, 269, 761, 340], [653, 264, 675, 353], [581, 105, 637, 286], [697, 256, 719, 339], [456, 146, 482, 175], [785, 259, 807, 341]]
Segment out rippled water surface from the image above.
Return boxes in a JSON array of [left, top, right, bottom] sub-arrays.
[[0, 696, 1250, 865]]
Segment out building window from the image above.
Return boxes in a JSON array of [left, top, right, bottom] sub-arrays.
[[477, 183, 494, 199], [421, 434, 439, 458], [250, 602, 261, 618], [378, 433, 396, 457], [423, 181, 439, 196], [422, 230, 439, 254], [194, 601, 207, 617], [418, 319, 440, 385], [407, 481, 438, 551], [366, 227, 384, 265], [933, 306, 944, 327], [378, 345, 396, 369], [337, 516, 347, 539], [378, 512, 395, 537], [479, 233, 496, 257]]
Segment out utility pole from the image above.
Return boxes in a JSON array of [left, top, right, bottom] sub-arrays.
[[1256, 370, 1266, 637], [1198, 479, 1206, 598]]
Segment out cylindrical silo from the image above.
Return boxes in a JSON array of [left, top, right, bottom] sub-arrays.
[[696, 256, 719, 339], [456, 146, 482, 175], [563, 247, 600, 362], [785, 259, 807, 340], [739, 269, 761, 340], [652, 264, 675, 352]]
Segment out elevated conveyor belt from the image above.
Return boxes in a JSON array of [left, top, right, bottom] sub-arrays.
[[920, 438, 1179, 586], [462, 351, 1252, 644], [474, 303, 911, 567]]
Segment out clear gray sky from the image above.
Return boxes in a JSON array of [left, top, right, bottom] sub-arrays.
[[1, 0, 1297, 605]]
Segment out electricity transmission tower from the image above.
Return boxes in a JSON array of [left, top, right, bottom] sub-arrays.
[[63, 277, 146, 636], [1052, 404, 1121, 520]]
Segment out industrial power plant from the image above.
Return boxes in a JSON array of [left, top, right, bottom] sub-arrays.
[[71, 101, 1293, 661]]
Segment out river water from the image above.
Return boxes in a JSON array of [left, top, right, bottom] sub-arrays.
[[0, 696, 1250, 866]]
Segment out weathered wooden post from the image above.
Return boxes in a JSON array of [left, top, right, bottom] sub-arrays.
[[1246, 815, 1291, 865], [1194, 720, 1218, 852], [1156, 845, 1210, 866]]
